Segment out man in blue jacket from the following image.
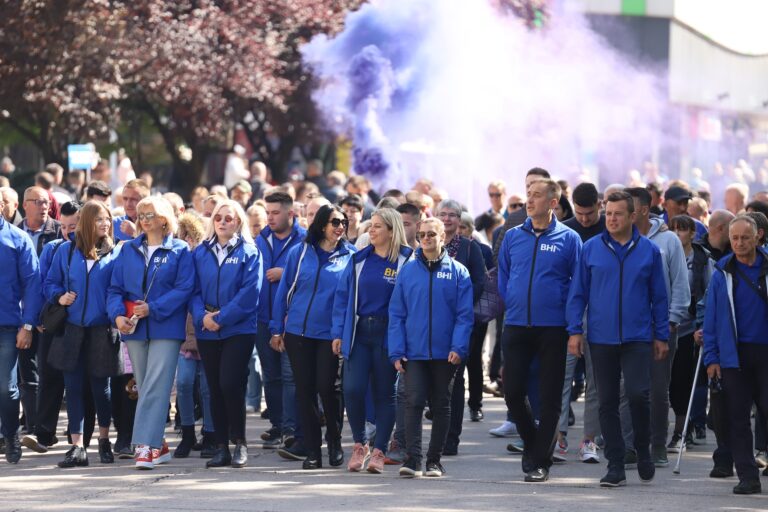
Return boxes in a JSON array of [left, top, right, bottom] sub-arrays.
[[704, 215, 768, 495], [498, 178, 582, 482], [567, 191, 669, 488], [0, 193, 42, 464], [255, 191, 306, 454], [389, 217, 474, 478]]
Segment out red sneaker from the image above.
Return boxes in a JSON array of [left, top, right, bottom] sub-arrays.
[[152, 439, 171, 465], [135, 445, 153, 470]]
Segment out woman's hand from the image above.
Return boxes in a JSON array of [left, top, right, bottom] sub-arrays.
[[270, 334, 285, 353], [116, 316, 134, 335], [133, 300, 150, 319], [332, 339, 342, 356], [58, 291, 77, 306], [202, 312, 221, 332]]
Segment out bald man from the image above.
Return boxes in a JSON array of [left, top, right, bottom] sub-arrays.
[[702, 210, 736, 261], [0, 187, 21, 225]]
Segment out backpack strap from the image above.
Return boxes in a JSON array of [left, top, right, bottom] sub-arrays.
[[286, 243, 309, 306]]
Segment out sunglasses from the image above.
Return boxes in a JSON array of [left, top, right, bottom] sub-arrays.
[[416, 231, 438, 240], [138, 212, 157, 221], [489, 193, 502, 198], [329, 218, 349, 228], [509, 203, 525, 209], [214, 214, 236, 224]]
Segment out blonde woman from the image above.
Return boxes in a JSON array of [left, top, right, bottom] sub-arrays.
[[331, 208, 413, 474], [190, 200, 262, 468], [107, 196, 195, 470]]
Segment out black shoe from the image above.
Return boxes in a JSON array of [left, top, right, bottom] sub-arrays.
[[443, 441, 458, 456], [232, 442, 248, 468], [279, 440, 308, 461], [174, 426, 196, 458], [302, 453, 323, 470], [711, 466, 734, 478], [638, 460, 655, 482], [399, 458, 422, 478], [21, 434, 48, 454], [200, 432, 216, 459], [206, 445, 232, 468], [0, 437, 6, 455], [261, 427, 282, 449], [624, 449, 638, 469], [328, 440, 344, 467], [58, 446, 89, 468], [470, 409, 484, 422], [525, 467, 549, 483], [424, 409, 433, 421], [600, 468, 627, 487], [260, 408, 270, 420], [5, 436, 21, 464], [98, 438, 114, 464], [694, 425, 706, 443], [568, 405, 575, 427], [425, 459, 446, 477], [734, 479, 762, 495]]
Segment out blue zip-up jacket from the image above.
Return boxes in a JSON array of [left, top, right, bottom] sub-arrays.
[[113, 215, 135, 242], [271, 240, 356, 339], [190, 237, 263, 340], [331, 245, 413, 358], [255, 219, 306, 324], [45, 241, 122, 327], [566, 226, 670, 344], [703, 251, 768, 369], [107, 233, 195, 341], [498, 216, 582, 327], [39, 233, 75, 306], [0, 217, 42, 327], [388, 249, 474, 363]]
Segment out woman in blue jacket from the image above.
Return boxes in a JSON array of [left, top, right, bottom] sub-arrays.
[[45, 201, 121, 468], [331, 208, 412, 474], [191, 199, 263, 469], [107, 196, 195, 470], [271, 204, 355, 470], [388, 217, 474, 479]]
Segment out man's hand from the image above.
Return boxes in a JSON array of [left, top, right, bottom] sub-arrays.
[[448, 351, 461, 365], [270, 335, 285, 353], [707, 363, 721, 380], [653, 340, 669, 361], [202, 312, 220, 332], [58, 291, 77, 306], [121, 220, 137, 238], [116, 316, 134, 335], [266, 268, 284, 283], [693, 329, 704, 347], [332, 338, 342, 356], [395, 358, 407, 373], [568, 334, 585, 357], [16, 328, 32, 350], [133, 300, 150, 319]]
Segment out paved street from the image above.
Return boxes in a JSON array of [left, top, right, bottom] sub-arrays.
[[0, 396, 766, 512]]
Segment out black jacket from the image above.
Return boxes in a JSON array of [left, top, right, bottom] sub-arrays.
[[16, 217, 61, 255]]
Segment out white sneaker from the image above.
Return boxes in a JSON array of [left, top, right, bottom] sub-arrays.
[[489, 421, 518, 438], [579, 440, 600, 464]]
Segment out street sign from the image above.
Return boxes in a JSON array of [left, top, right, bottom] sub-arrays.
[[67, 144, 97, 170]]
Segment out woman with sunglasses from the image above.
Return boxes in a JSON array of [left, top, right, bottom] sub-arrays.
[[331, 208, 412, 474], [107, 196, 195, 470], [45, 201, 121, 468], [271, 204, 355, 469], [388, 217, 474, 478], [190, 200, 262, 468]]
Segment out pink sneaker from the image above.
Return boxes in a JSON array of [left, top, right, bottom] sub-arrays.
[[367, 448, 386, 474], [152, 439, 171, 465], [135, 445, 153, 470], [347, 443, 370, 472]]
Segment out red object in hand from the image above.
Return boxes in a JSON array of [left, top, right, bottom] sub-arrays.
[[124, 300, 137, 318]]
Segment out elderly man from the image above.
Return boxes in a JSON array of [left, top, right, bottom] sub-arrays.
[[704, 215, 768, 495], [701, 210, 736, 261], [0, 187, 22, 225], [114, 179, 151, 241]]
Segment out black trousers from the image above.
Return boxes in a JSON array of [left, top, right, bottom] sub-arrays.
[[284, 333, 342, 456], [467, 321, 489, 411], [489, 315, 504, 383], [722, 343, 768, 482], [33, 331, 64, 445], [669, 333, 702, 418], [501, 326, 567, 470], [404, 360, 457, 465], [18, 330, 39, 433], [198, 335, 255, 445], [111, 373, 136, 447]]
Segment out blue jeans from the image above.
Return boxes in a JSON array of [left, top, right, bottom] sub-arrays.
[[246, 347, 262, 409], [127, 339, 181, 448], [255, 322, 283, 430], [343, 317, 396, 452], [281, 347, 300, 437], [63, 350, 111, 435], [0, 327, 19, 438], [176, 355, 213, 432], [394, 372, 406, 447]]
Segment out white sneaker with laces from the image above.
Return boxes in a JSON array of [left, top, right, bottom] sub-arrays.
[[489, 421, 518, 438], [579, 440, 600, 464]]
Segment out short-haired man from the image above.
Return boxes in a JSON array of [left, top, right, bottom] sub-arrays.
[[0, 187, 21, 225], [567, 191, 669, 487], [487, 181, 507, 218], [396, 203, 421, 250], [340, 195, 365, 244], [114, 179, 151, 241], [85, 181, 112, 204], [498, 179, 582, 482], [663, 186, 707, 241], [0, 191, 42, 463], [702, 210, 735, 261], [725, 183, 748, 216], [230, 180, 253, 209], [704, 215, 768, 495], [255, 192, 307, 457], [18, 187, 61, 255]]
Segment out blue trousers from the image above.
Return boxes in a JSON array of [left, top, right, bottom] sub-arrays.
[[0, 327, 19, 439], [176, 355, 214, 432], [63, 349, 111, 435]]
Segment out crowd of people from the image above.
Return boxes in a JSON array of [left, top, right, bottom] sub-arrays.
[[1, 155, 768, 496]]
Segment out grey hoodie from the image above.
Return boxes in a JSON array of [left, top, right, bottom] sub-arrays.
[[646, 216, 691, 325]]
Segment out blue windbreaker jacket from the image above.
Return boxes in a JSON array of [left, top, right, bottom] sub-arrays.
[[107, 233, 195, 341], [255, 220, 306, 324], [498, 216, 582, 327], [566, 227, 670, 344], [331, 245, 413, 358], [45, 241, 122, 327], [271, 240, 356, 340], [388, 249, 474, 363], [190, 237, 263, 340], [0, 217, 42, 327]]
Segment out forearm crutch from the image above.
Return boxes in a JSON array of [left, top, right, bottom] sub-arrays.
[[673, 346, 704, 474]]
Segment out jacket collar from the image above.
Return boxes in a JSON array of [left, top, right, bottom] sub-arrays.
[[353, 244, 414, 263], [132, 232, 175, 251], [522, 215, 558, 235], [720, 248, 768, 275], [601, 225, 641, 247], [260, 218, 304, 242]]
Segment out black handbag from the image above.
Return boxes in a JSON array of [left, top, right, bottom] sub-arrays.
[[474, 267, 505, 323], [47, 323, 85, 373], [87, 325, 121, 378], [39, 242, 76, 336]]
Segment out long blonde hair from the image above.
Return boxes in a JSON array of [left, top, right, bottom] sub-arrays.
[[76, 201, 114, 259], [204, 199, 254, 244], [372, 208, 408, 263]]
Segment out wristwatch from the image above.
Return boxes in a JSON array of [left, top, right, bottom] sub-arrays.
[[22, 324, 33, 332]]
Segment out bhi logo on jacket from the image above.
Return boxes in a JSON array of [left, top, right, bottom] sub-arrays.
[[225, 256, 239, 265], [540, 243, 559, 253], [436, 271, 452, 280]]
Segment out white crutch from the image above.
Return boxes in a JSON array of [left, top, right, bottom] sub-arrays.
[[673, 347, 704, 474]]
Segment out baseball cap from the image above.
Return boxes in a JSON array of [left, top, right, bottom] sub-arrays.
[[664, 186, 692, 202]]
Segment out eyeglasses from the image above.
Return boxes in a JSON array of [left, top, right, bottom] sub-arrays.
[[438, 212, 459, 219], [329, 218, 349, 228], [489, 193, 502, 198], [509, 203, 524, 209], [25, 199, 50, 207], [416, 231, 438, 240], [214, 214, 236, 224], [138, 212, 157, 221]]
